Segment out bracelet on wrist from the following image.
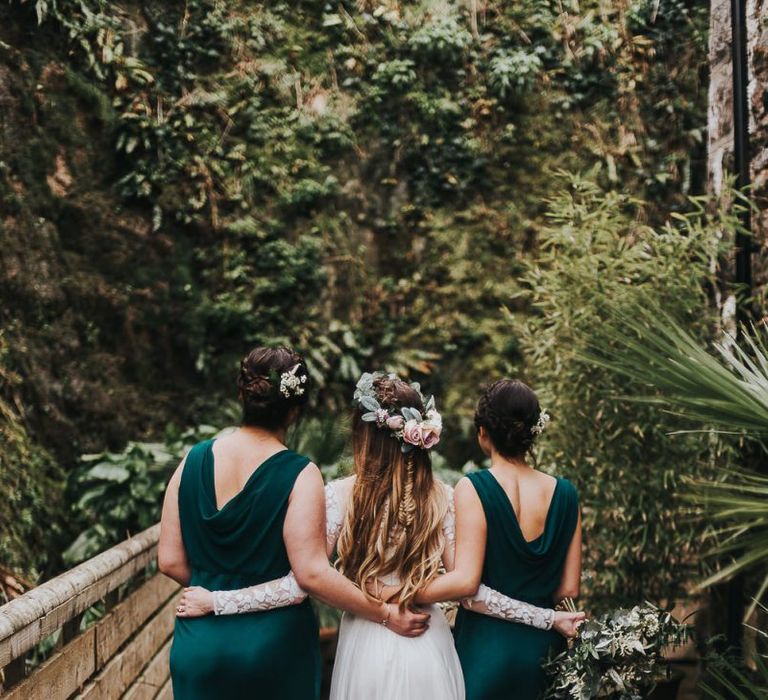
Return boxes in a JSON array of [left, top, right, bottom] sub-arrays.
[[380, 603, 392, 627]]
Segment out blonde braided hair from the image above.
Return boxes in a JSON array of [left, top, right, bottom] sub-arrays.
[[337, 376, 447, 609], [397, 452, 417, 531]]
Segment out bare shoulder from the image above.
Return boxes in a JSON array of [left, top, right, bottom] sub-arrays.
[[209, 430, 239, 456], [167, 453, 189, 489], [293, 461, 323, 491], [527, 471, 561, 508], [455, 476, 481, 505], [531, 470, 558, 489]]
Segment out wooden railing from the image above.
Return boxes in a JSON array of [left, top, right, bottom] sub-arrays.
[[0, 525, 180, 699]]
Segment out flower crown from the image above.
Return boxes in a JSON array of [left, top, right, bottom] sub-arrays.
[[354, 372, 442, 453], [279, 364, 308, 398]]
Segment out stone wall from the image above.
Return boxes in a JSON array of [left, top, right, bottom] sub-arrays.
[[708, 0, 735, 198], [748, 0, 768, 241], [709, 0, 768, 298]]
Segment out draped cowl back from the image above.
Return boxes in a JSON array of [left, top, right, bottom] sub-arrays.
[[170, 439, 321, 700], [178, 440, 309, 588], [454, 469, 580, 700], [469, 470, 579, 607]]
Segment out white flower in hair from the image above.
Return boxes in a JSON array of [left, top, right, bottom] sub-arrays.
[[280, 364, 307, 398], [531, 409, 550, 436]]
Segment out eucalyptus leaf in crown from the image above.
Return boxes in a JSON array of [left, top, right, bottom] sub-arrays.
[[353, 372, 442, 453]]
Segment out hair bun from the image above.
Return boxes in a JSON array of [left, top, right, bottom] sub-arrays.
[[237, 347, 310, 429], [474, 380, 541, 459], [238, 369, 274, 406]]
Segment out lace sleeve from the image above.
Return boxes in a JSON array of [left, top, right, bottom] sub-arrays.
[[211, 480, 345, 616], [213, 572, 307, 615], [441, 483, 456, 569], [325, 480, 344, 551], [463, 583, 554, 630], [442, 484, 456, 547]]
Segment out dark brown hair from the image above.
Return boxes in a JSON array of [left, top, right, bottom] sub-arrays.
[[474, 379, 542, 459], [237, 346, 310, 430]]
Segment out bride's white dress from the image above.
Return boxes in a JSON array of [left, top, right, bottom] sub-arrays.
[[326, 480, 464, 700], [211, 478, 556, 700]]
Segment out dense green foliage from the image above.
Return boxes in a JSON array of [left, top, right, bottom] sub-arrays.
[[582, 300, 768, 610], [63, 424, 219, 565], [0, 0, 710, 580], [0, 334, 65, 579], [517, 176, 729, 608], [578, 300, 768, 692]]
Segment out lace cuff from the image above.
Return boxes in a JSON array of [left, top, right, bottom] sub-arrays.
[[466, 583, 554, 631], [213, 573, 307, 615]]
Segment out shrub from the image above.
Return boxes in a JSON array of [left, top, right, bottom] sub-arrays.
[[517, 174, 727, 608], [0, 333, 65, 580]]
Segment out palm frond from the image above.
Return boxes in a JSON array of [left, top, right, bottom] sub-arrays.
[[583, 305, 768, 436], [692, 471, 768, 614], [580, 304, 768, 613], [700, 605, 768, 699]]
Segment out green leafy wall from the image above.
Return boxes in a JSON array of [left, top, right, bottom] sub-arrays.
[[0, 0, 709, 578]]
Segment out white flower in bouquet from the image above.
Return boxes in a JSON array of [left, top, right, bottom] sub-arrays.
[[544, 603, 688, 700], [641, 613, 660, 638]]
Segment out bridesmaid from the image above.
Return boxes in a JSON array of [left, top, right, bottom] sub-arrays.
[[417, 379, 582, 699], [158, 347, 428, 700]]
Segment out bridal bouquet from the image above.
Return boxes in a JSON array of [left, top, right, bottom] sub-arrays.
[[544, 603, 688, 700]]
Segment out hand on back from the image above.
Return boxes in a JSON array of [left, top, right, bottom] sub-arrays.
[[386, 603, 431, 637], [176, 586, 214, 618]]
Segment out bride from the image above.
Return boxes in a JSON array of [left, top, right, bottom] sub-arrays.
[[177, 373, 582, 698]]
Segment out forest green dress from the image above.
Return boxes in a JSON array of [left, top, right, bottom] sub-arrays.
[[169, 440, 321, 700], [454, 470, 579, 700]]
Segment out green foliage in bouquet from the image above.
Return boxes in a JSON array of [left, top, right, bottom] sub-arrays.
[[545, 603, 688, 699]]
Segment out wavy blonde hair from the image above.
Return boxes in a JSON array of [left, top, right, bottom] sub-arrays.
[[336, 376, 448, 608]]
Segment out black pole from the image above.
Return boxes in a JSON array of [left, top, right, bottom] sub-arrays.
[[731, 0, 752, 299], [726, 0, 752, 656]]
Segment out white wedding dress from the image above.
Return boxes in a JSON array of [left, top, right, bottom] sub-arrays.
[[211, 478, 556, 700], [326, 479, 464, 699]]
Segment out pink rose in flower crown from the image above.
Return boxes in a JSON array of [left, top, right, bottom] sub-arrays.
[[387, 415, 405, 431], [402, 419, 422, 447], [420, 422, 441, 449]]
